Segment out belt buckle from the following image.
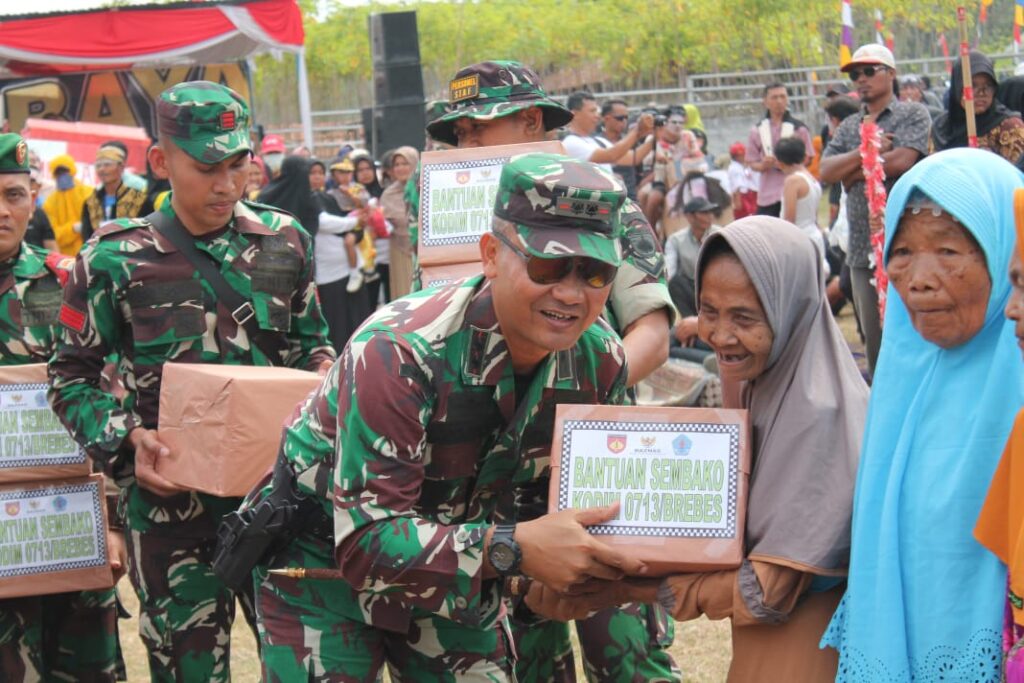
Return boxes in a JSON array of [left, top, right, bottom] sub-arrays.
[[232, 302, 255, 326]]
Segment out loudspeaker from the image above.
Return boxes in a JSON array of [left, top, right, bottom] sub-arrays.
[[367, 11, 425, 157]]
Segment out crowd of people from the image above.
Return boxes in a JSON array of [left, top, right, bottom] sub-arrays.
[[1, 37, 1023, 683]]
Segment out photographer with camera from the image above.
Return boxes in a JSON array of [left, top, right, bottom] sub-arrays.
[[562, 92, 654, 171]]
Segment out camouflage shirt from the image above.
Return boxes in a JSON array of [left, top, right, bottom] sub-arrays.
[[0, 243, 67, 365], [262, 275, 627, 633], [48, 196, 335, 481]]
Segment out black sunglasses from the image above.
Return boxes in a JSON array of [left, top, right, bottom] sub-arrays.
[[492, 230, 617, 289], [609, 115, 629, 122], [848, 65, 888, 81]]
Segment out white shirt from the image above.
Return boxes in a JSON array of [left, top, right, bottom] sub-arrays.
[[561, 133, 613, 172], [314, 211, 361, 285]]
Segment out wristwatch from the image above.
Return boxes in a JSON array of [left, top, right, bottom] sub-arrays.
[[487, 523, 522, 576]]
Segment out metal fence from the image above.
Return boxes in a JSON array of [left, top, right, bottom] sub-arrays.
[[266, 52, 1020, 161]]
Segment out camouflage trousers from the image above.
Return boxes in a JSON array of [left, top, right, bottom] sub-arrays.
[[255, 567, 516, 682], [0, 587, 120, 682], [125, 528, 257, 683], [510, 603, 681, 683]]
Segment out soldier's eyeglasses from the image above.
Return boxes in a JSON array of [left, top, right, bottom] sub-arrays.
[[848, 66, 888, 81], [492, 230, 617, 289]]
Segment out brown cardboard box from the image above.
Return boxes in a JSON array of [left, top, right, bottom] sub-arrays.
[[157, 364, 322, 497], [417, 140, 563, 267], [0, 474, 113, 599], [548, 404, 750, 575], [420, 261, 483, 289], [0, 364, 90, 484]]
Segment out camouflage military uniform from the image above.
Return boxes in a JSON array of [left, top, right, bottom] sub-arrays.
[[411, 61, 679, 682], [250, 154, 633, 681], [47, 82, 335, 683], [0, 241, 121, 682]]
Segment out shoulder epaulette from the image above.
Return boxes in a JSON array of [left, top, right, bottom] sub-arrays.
[[42, 251, 74, 287], [94, 217, 148, 239], [241, 199, 299, 224]]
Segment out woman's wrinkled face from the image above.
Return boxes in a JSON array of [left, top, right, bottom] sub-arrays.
[[698, 252, 774, 382], [888, 210, 991, 349]]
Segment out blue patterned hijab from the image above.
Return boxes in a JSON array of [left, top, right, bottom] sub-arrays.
[[822, 148, 1024, 681]]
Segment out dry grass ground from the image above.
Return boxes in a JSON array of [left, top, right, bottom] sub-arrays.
[[118, 580, 731, 682]]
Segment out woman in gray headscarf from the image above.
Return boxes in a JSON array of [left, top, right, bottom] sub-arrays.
[[625, 216, 868, 680]]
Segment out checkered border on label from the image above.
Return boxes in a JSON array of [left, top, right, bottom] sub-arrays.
[[0, 480, 108, 579], [420, 158, 509, 247], [558, 420, 741, 539], [0, 383, 86, 469]]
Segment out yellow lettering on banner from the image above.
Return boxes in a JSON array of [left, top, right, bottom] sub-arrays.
[[202, 64, 251, 102], [80, 73, 137, 127], [1, 80, 70, 132], [130, 66, 193, 104]]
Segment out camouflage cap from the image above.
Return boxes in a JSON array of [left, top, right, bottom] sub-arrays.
[[156, 81, 251, 164], [494, 152, 626, 267], [0, 134, 30, 174], [426, 61, 573, 146]]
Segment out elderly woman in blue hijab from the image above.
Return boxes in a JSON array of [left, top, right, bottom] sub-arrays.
[[822, 148, 1024, 681]]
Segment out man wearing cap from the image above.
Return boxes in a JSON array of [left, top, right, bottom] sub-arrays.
[[261, 133, 287, 179], [0, 132, 125, 681], [820, 43, 930, 376], [80, 142, 146, 242], [417, 60, 679, 683], [48, 81, 334, 682], [250, 152, 647, 681]]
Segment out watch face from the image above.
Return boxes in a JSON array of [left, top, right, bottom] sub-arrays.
[[490, 543, 515, 572]]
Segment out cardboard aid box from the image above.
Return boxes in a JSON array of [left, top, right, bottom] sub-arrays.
[[549, 405, 751, 575], [157, 364, 322, 497], [417, 140, 564, 267], [0, 364, 90, 484], [0, 474, 113, 599]]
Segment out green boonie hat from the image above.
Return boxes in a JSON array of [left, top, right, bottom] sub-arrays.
[[0, 134, 31, 174], [157, 81, 251, 164], [426, 61, 573, 147], [494, 152, 626, 267]]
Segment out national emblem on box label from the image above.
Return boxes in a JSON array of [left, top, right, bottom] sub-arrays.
[[0, 383, 85, 470]]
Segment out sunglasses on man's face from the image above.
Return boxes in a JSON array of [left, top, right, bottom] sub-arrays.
[[848, 65, 888, 81], [609, 115, 629, 122], [492, 230, 617, 289]]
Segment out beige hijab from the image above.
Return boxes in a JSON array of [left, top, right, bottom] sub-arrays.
[[381, 146, 419, 240], [696, 217, 868, 575]]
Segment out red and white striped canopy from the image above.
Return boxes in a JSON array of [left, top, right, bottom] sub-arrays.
[[0, 0, 304, 77]]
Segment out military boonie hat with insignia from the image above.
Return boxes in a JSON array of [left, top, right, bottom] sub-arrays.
[[494, 152, 626, 267], [426, 61, 573, 147], [0, 134, 31, 174], [157, 81, 251, 164]]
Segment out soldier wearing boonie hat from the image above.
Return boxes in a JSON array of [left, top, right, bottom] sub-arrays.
[[426, 61, 573, 147], [48, 82, 334, 683], [247, 153, 651, 681], [407, 68, 679, 681]]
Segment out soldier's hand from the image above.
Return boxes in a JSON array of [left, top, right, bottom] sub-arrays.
[[316, 359, 334, 376], [516, 503, 647, 593], [107, 530, 127, 582], [130, 428, 186, 498]]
